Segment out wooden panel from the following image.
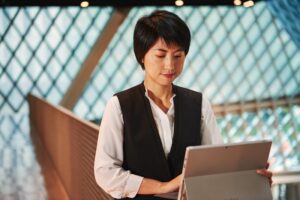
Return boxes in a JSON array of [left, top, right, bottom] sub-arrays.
[[30, 123, 69, 200], [28, 94, 112, 200]]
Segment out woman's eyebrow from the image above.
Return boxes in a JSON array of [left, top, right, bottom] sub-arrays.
[[154, 48, 183, 52], [154, 48, 167, 52]]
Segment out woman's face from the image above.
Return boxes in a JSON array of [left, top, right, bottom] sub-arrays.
[[143, 38, 186, 87]]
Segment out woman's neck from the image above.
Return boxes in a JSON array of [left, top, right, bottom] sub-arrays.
[[144, 80, 173, 112]]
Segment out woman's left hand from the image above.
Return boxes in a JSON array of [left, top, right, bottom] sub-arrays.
[[256, 162, 273, 186]]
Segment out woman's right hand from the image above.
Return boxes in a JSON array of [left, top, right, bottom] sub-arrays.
[[161, 174, 183, 193], [138, 174, 183, 195]]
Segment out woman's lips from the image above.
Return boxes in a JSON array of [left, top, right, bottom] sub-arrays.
[[161, 73, 175, 79]]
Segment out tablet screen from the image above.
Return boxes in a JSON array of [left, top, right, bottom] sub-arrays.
[[183, 140, 272, 178]]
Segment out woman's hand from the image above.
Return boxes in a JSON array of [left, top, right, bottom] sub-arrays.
[[161, 174, 182, 193], [256, 162, 273, 186], [138, 174, 182, 195]]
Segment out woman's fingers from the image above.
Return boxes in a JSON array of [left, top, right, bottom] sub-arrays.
[[257, 169, 273, 186], [257, 169, 272, 177]]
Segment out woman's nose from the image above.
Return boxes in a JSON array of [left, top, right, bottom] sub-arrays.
[[165, 57, 175, 70]]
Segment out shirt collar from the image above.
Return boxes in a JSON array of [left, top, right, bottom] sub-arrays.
[[144, 89, 175, 115]]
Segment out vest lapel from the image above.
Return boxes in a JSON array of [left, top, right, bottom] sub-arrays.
[[138, 83, 172, 178], [168, 85, 180, 158]]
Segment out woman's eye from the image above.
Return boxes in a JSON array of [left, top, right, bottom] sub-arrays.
[[156, 55, 165, 58], [174, 54, 183, 58]]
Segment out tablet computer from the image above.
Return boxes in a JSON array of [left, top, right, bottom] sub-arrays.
[[183, 140, 272, 177], [156, 140, 272, 199], [179, 140, 272, 200]]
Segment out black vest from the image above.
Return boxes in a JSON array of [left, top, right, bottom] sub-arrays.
[[115, 83, 202, 199]]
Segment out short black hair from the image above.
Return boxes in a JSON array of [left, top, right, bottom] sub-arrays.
[[133, 10, 191, 69]]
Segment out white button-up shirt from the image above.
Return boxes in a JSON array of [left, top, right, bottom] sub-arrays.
[[94, 92, 223, 199]]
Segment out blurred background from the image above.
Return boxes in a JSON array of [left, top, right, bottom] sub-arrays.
[[0, 0, 299, 199]]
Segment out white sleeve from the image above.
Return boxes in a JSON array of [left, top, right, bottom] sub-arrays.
[[201, 95, 224, 145], [94, 96, 143, 199]]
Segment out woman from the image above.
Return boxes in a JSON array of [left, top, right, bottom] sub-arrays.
[[94, 10, 272, 199]]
